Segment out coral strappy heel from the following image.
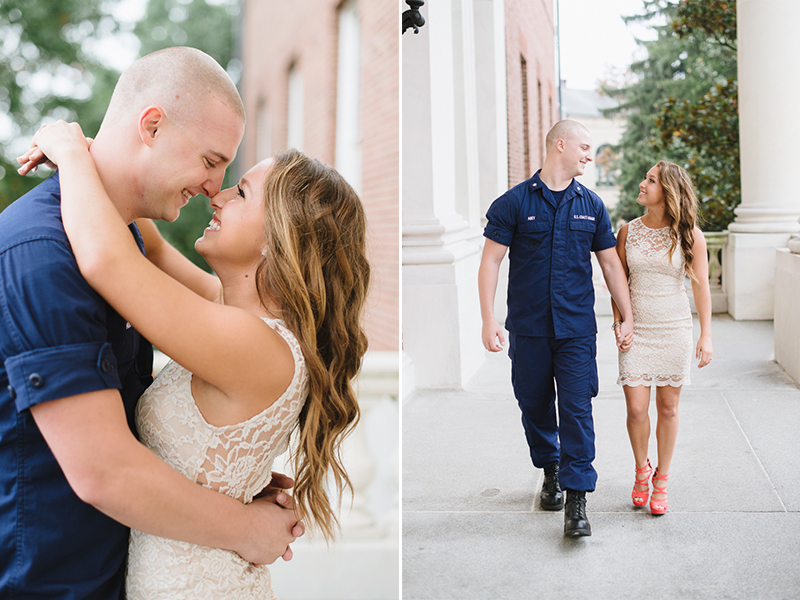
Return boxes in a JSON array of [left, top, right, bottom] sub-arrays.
[[631, 459, 652, 507], [650, 468, 669, 515]]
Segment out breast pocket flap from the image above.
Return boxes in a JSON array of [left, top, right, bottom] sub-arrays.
[[518, 220, 550, 233], [569, 219, 596, 233]]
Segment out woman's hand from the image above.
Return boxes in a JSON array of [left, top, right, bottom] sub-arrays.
[[696, 335, 713, 368], [16, 121, 90, 175], [16, 145, 56, 175], [615, 320, 633, 352]]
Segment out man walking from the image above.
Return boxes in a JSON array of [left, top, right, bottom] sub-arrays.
[[478, 120, 633, 537]]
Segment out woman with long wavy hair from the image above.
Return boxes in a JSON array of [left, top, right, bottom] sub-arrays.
[[23, 122, 370, 598], [611, 161, 713, 516]]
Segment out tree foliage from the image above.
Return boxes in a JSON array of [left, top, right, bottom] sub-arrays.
[[604, 0, 739, 231], [0, 0, 120, 211], [0, 0, 241, 272]]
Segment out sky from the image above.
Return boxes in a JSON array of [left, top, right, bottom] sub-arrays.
[[558, 0, 662, 90]]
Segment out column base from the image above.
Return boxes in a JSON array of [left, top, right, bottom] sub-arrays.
[[403, 217, 483, 390], [775, 249, 800, 385], [403, 246, 483, 389], [725, 232, 792, 320]]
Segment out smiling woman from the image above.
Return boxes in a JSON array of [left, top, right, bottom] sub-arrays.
[[194, 159, 272, 272], [20, 118, 371, 598]]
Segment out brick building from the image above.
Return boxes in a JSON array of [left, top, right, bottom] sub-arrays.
[[505, 0, 558, 186], [240, 0, 399, 353], [240, 2, 399, 598]]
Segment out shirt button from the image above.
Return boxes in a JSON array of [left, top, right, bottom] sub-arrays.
[[29, 373, 45, 389], [7, 385, 16, 401], [101, 359, 114, 374]]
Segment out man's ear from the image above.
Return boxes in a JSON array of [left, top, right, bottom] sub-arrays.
[[138, 106, 166, 147]]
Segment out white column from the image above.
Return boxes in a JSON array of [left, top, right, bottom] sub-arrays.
[[473, 0, 509, 214], [727, 0, 800, 318], [402, 0, 485, 391]]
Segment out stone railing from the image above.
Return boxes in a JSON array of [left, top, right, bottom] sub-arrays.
[[776, 226, 800, 384], [703, 231, 728, 314]]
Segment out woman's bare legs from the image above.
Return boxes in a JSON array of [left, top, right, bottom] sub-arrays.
[[623, 384, 653, 504], [623, 384, 651, 468], [653, 384, 682, 489]]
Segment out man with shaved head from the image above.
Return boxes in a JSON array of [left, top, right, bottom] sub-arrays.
[[479, 120, 634, 537], [0, 48, 300, 598]]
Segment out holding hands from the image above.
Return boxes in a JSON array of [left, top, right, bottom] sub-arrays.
[[613, 320, 633, 352]]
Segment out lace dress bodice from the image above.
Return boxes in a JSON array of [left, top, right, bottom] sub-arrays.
[[126, 318, 308, 599], [625, 217, 689, 318], [618, 218, 693, 387]]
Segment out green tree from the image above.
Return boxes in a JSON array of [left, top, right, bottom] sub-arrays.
[[134, 0, 242, 271], [604, 0, 739, 231], [0, 0, 121, 211]]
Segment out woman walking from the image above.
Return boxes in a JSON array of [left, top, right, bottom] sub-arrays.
[[612, 161, 713, 515]]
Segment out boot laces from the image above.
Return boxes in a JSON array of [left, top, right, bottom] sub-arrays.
[[567, 493, 586, 519], [543, 465, 561, 494]]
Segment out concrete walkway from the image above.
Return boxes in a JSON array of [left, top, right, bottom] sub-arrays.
[[402, 315, 800, 599]]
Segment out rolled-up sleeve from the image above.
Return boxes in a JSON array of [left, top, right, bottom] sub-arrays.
[[591, 203, 617, 252], [484, 193, 516, 247], [0, 237, 121, 412], [6, 342, 119, 412]]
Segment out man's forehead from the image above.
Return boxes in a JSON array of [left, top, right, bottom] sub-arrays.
[[566, 128, 591, 145], [189, 105, 244, 161]]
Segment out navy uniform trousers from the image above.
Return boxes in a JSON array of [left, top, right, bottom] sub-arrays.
[[509, 332, 599, 492]]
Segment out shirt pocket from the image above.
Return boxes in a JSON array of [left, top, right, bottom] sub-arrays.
[[517, 220, 550, 255], [569, 219, 596, 260]]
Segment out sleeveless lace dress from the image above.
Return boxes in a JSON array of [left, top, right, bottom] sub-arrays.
[[618, 217, 692, 387], [125, 318, 308, 599]]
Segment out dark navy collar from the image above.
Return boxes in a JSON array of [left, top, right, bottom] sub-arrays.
[[528, 170, 586, 208]]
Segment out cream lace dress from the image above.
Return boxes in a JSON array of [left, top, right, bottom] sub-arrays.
[[618, 217, 693, 387], [125, 318, 308, 599]]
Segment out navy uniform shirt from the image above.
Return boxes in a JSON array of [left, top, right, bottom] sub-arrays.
[[484, 170, 617, 339], [0, 173, 153, 599]]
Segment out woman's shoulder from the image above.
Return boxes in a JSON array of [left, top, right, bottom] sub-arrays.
[[691, 226, 707, 248], [619, 217, 641, 237], [262, 317, 306, 372]]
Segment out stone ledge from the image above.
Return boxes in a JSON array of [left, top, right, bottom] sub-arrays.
[[774, 248, 800, 385]]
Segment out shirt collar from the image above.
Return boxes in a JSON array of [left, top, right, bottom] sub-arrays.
[[528, 170, 585, 207]]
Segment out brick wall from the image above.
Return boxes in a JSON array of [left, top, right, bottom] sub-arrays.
[[504, 0, 557, 188], [241, 0, 399, 352]]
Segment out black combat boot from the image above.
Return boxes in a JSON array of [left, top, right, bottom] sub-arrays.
[[564, 489, 591, 537], [540, 464, 564, 511]]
